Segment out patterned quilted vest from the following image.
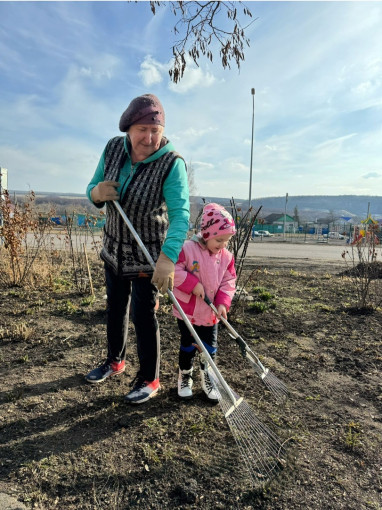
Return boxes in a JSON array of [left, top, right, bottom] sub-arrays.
[[100, 136, 181, 277]]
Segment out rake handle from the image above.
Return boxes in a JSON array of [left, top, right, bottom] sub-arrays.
[[113, 201, 238, 405], [203, 295, 266, 371], [203, 296, 247, 354]]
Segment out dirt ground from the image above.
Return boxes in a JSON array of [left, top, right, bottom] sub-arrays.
[[0, 254, 381, 510]]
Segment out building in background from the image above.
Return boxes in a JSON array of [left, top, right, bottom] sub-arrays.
[[0, 166, 8, 197], [0, 166, 8, 227]]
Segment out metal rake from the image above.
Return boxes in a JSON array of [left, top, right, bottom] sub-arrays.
[[113, 200, 286, 486], [204, 296, 288, 403]]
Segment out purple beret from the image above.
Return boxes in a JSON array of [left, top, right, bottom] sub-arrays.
[[119, 94, 165, 132]]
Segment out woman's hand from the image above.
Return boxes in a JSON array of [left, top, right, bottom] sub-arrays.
[[91, 181, 120, 203], [192, 282, 205, 300], [152, 251, 175, 293], [216, 304, 227, 320]]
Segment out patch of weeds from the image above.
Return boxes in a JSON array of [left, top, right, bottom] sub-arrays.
[[53, 277, 72, 291], [57, 299, 82, 315], [313, 303, 336, 313], [144, 416, 162, 430], [248, 301, 267, 313], [248, 287, 277, 313], [269, 341, 288, 351], [80, 295, 95, 307], [251, 286, 275, 301], [290, 269, 305, 277], [189, 420, 211, 435], [0, 322, 34, 341], [6, 387, 25, 402], [343, 421, 363, 450], [25, 300, 45, 315], [298, 352, 313, 360], [140, 443, 161, 464], [269, 414, 283, 427], [8, 289, 21, 297], [306, 394, 321, 401], [19, 354, 30, 364]]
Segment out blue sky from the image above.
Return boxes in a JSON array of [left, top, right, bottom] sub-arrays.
[[0, 1, 381, 200]]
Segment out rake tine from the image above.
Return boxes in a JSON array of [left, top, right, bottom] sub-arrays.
[[208, 367, 286, 486], [113, 200, 287, 486], [204, 296, 288, 403]]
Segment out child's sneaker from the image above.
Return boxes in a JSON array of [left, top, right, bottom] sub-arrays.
[[200, 364, 219, 402], [85, 359, 125, 383], [124, 376, 160, 404], [178, 368, 193, 399]]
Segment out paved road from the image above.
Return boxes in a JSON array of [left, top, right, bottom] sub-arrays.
[[242, 238, 382, 273], [245, 239, 349, 262]]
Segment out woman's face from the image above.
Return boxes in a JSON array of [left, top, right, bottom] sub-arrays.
[[128, 124, 164, 161]]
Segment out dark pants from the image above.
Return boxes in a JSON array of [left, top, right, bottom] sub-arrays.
[[105, 265, 160, 381], [177, 319, 218, 370]]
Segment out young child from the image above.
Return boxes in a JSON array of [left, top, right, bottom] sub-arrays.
[[172, 203, 237, 401]]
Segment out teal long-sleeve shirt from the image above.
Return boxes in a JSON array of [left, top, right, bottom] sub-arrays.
[[86, 136, 190, 263]]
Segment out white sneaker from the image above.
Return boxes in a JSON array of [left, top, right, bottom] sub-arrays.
[[200, 364, 219, 402], [178, 368, 193, 399]]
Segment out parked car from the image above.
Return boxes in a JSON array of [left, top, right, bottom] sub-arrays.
[[323, 232, 345, 240], [255, 230, 274, 237]]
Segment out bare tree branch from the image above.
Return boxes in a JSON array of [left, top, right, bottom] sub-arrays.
[[146, 1, 256, 83]]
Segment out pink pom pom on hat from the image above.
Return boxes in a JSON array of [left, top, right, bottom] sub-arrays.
[[200, 203, 236, 241]]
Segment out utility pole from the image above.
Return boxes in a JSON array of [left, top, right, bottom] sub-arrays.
[[283, 192, 288, 239], [248, 87, 255, 211]]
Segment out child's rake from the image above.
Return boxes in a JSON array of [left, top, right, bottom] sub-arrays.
[[204, 297, 288, 403], [113, 200, 286, 487]]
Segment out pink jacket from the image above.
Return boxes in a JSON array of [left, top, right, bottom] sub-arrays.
[[173, 236, 236, 326]]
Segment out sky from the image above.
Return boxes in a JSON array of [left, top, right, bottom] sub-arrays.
[[0, 1, 381, 200]]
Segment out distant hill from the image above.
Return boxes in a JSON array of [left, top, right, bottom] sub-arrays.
[[8, 190, 382, 220], [190, 195, 382, 221]]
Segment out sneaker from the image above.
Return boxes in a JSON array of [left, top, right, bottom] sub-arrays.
[[124, 376, 160, 404], [85, 359, 125, 383], [200, 364, 219, 402], [178, 368, 193, 399]]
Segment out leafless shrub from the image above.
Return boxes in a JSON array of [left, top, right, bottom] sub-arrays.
[[341, 224, 382, 310], [0, 191, 59, 287], [63, 212, 100, 295]]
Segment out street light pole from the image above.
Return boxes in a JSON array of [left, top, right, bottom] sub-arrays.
[[283, 192, 288, 240], [248, 87, 255, 210]]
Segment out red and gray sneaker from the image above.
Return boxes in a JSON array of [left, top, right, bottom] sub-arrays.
[[124, 376, 160, 404], [85, 359, 125, 383]]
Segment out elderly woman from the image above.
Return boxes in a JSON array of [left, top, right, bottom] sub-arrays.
[[85, 94, 189, 404]]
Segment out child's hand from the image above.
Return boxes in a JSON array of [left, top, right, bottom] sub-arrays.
[[192, 282, 205, 299], [217, 304, 227, 320]]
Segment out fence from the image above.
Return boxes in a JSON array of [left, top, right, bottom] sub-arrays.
[[40, 214, 106, 230]]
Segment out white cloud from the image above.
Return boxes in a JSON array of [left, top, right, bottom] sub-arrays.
[[168, 58, 216, 94], [313, 134, 358, 160], [138, 55, 166, 86], [183, 127, 217, 138], [1, 139, 100, 193], [362, 172, 381, 179]]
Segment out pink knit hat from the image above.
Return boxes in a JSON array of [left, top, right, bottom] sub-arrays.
[[200, 203, 236, 241]]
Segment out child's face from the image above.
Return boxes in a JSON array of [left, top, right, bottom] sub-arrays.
[[206, 234, 233, 254]]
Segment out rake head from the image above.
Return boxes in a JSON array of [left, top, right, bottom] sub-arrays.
[[257, 366, 289, 404], [228, 331, 289, 404], [208, 367, 286, 487]]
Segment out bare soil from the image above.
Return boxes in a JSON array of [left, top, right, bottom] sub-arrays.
[[0, 256, 381, 510]]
